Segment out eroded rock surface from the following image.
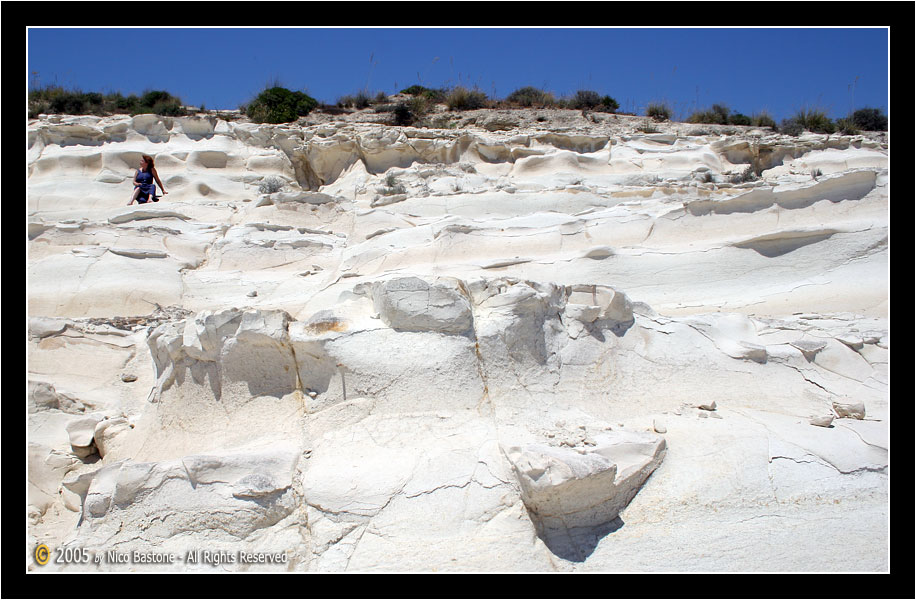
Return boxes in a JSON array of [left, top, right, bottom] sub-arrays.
[[27, 108, 889, 572]]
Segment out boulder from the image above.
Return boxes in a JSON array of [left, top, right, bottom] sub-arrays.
[[832, 401, 866, 420], [503, 430, 666, 558], [367, 276, 473, 335], [565, 284, 634, 326], [29, 317, 70, 340], [65, 414, 105, 457], [28, 380, 85, 413], [810, 415, 835, 428], [94, 417, 132, 458]]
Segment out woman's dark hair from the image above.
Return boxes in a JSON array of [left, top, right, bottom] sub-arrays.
[[141, 154, 155, 170]]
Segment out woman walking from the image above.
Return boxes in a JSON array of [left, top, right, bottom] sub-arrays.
[[128, 154, 168, 205]]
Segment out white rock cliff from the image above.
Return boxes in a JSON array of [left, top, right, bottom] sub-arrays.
[[27, 107, 889, 572]]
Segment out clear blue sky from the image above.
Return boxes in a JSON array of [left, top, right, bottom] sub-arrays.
[[27, 27, 889, 121]]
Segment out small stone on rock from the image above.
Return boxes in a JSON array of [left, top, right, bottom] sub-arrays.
[[810, 415, 835, 428], [832, 401, 865, 420]]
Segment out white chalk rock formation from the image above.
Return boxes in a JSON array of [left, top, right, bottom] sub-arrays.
[[56, 444, 303, 571], [361, 276, 474, 335], [140, 308, 303, 458], [27, 108, 889, 572], [65, 415, 104, 458], [504, 431, 666, 560]]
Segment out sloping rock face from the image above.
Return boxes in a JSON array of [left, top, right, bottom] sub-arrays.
[[27, 109, 889, 572]]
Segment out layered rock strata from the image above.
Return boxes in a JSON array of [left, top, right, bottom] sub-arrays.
[[27, 110, 889, 572]]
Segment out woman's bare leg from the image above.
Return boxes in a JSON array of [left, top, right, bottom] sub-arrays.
[[128, 186, 140, 205]]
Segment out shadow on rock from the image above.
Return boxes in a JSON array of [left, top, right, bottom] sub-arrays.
[[534, 513, 625, 562]]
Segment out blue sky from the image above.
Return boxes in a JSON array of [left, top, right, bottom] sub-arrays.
[[27, 27, 889, 121]]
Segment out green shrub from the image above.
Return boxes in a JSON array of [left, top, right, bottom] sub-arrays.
[[446, 86, 488, 111], [567, 90, 618, 112], [637, 118, 660, 133], [337, 90, 373, 109], [50, 92, 88, 115], [779, 118, 804, 136], [353, 92, 371, 109], [599, 95, 620, 113], [135, 90, 185, 116], [152, 100, 185, 116], [711, 104, 731, 123], [28, 100, 49, 119], [792, 108, 835, 134], [392, 102, 413, 125], [751, 112, 777, 129], [393, 96, 429, 126], [728, 113, 752, 126], [506, 86, 555, 107], [381, 172, 406, 195], [570, 89, 601, 110], [687, 109, 715, 124], [258, 176, 286, 194], [687, 104, 757, 126], [140, 90, 176, 107], [688, 103, 731, 125], [28, 85, 187, 117], [245, 86, 317, 123], [400, 85, 431, 96], [729, 165, 758, 184], [835, 117, 860, 135], [401, 85, 447, 104], [115, 93, 138, 111], [646, 102, 672, 122], [422, 88, 447, 103], [850, 107, 887, 131], [29, 87, 91, 115], [134, 90, 187, 115]]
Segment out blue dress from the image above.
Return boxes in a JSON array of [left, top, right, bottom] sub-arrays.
[[135, 169, 156, 202]]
